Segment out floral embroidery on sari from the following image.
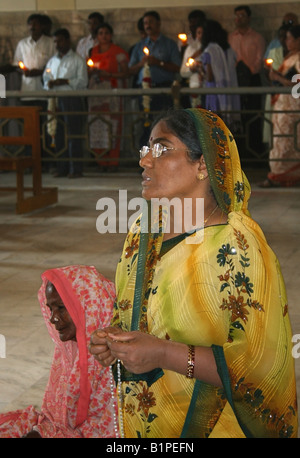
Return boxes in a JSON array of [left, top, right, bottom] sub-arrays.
[[123, 381, 158, 437], [232, 371, 297, 438], [218, 229, 264, 333]]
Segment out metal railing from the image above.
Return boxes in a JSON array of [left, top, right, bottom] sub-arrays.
[[1, 85, 299, 169]]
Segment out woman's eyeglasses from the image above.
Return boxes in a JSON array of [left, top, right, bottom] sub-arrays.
[[139, 143, 191, 159]]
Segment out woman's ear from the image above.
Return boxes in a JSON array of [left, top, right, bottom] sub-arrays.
[[196, 156, 208, 181]]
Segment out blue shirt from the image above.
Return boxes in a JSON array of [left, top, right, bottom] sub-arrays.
[[129, 34, 181, 86], [264, 38, 281, 59]]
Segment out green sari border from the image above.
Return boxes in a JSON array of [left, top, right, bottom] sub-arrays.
[[211, 344, 253, 438], [130, 228, 149, 331], [128, 201, 165, 386], [130, 200, 151, 331], [112, 362, 164, 387], [180, 379, 201, 438]]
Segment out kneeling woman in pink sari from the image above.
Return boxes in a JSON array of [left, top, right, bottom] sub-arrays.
[[0, 265, 117, 438]]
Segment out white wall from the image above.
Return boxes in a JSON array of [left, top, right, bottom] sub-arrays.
[[0, 0, 297, 12]]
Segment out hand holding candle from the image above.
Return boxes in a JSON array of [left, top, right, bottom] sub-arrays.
[[18, 60, 35, 77], [186, 58, 195, 67], [178, 33, 188, 46], [142, 46, 159, 68], [18, 60, 41, 77], [45, 68, 54, 88], [87, 58, 97, 75], [142, 46, 150, 65], [18, 61, 27, 71], [142, 47, 150, 74], [87, 58, 94, 68], [185, 57, 201, 74], [264, 58, 279, 83], [87, 58, 105, 80], [265, 58, 274, 69], [178, 33, 187, 42], [45, 68, 53, 78]]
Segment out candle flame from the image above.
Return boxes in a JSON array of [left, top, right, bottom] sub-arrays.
[[186, 58, 195, 67], [178, 33, 187, 42], [18, 61, 25, 69], [46, 68, 51, 73], [87, 58, 94, 67], [143, 47, 149, 56], [265, 58, 273, 66]]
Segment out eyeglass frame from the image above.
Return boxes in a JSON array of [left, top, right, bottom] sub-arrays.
[[139, 143, 192, 159]]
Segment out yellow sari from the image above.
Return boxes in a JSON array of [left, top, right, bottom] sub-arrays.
[[112, 109, 298, 438]]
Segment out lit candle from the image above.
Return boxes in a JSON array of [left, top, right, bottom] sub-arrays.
[[45, 68, 53, 80], [265, 58, 274, 67], [142, 48, 151, 126], [178, 33, 188, 44], [142, 47, 150, 73], [186, 58, 195, 67], [87, 58, 94, 68], [18, 61, 26, 70]]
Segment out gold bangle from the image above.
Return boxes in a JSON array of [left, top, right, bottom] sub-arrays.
[[186, 344, 195, 379]]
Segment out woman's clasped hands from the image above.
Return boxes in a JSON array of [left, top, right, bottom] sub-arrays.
[[89, 327, 164, 374]]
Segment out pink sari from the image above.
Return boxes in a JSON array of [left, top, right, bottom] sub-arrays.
[[0, 265, 117, 438]]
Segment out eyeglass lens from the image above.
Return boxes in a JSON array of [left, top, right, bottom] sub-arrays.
[[140, 143, 165, 158]]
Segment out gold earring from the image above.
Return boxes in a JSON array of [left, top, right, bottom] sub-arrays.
[[197, 172, 205, 181]]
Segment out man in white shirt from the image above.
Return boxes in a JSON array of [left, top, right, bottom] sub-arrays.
[[12, 14, 55, 167], [43, 28, 88, 178], [76, 12, 104, 60], [13, 14, 55, 99]]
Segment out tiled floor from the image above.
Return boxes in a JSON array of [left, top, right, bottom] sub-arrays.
[[0, 168, 299, 436]]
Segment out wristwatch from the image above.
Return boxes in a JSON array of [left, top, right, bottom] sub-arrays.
[[160, 61, 165, 67]]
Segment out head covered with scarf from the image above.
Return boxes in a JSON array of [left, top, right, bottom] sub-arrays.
[[0, 265, 117, 438], [153, 107, 251, 215], [184, 108, 251, 215]]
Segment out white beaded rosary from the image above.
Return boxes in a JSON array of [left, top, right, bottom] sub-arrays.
[[110, 359, 125, 438]]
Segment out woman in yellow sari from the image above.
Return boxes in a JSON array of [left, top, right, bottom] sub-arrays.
[[90, 108, 298, 438]]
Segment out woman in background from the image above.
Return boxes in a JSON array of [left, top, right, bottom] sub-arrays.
[[262, 24, 289, 149], [260, 24, 300, 187], [88, 23, 129, 171], [200, 20, 240, 132], [180, 22, 205, 108]]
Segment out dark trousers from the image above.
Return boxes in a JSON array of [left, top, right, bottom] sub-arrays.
[[55, 97, 84, 175], [238, 72, 264, 162]]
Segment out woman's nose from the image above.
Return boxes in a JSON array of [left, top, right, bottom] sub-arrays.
[[50, 310, 59, 324], [139, 151, 154, 168]]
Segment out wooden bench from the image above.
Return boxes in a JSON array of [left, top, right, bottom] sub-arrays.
[[0, 106, 57, 214]]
